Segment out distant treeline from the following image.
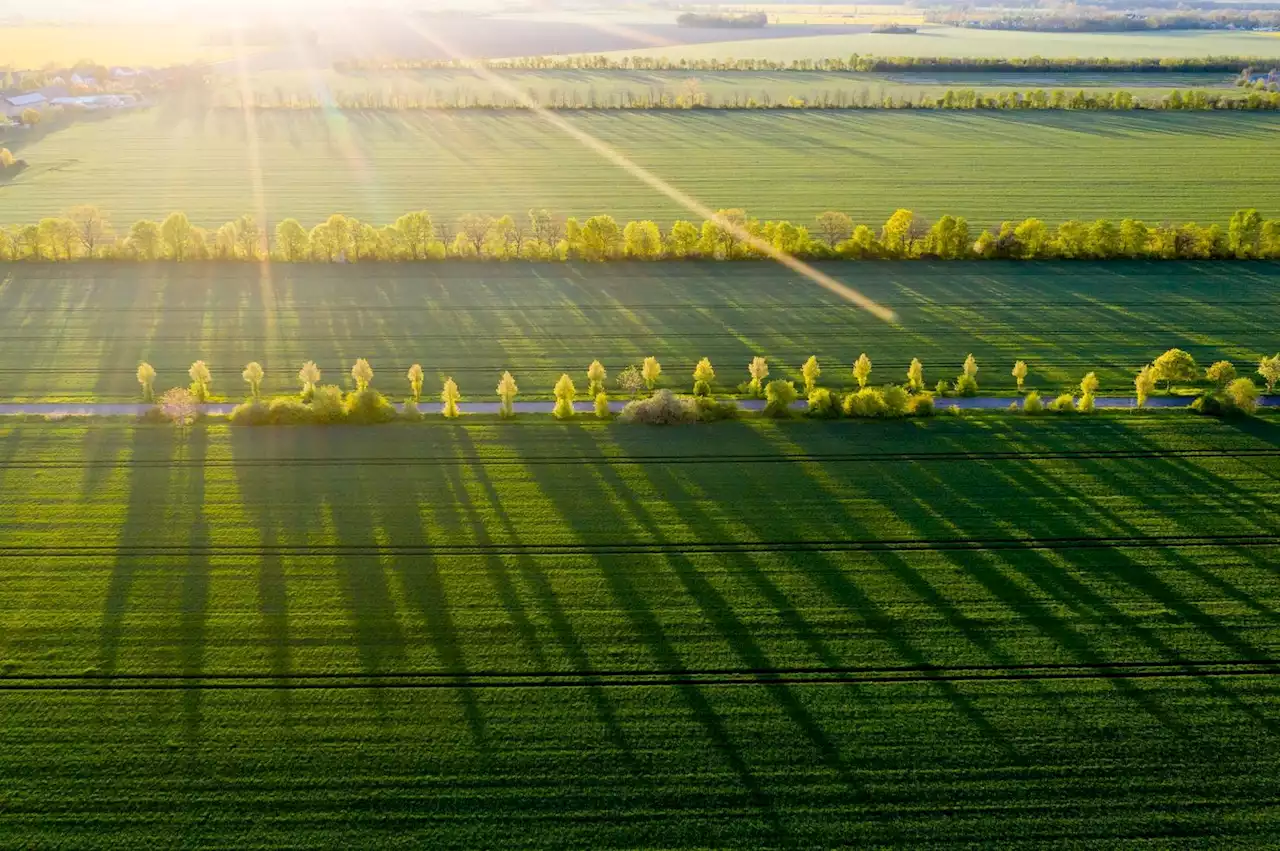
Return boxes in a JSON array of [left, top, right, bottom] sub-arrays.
[[334, 54, 1270, 74], [676, 11, 768, 29], [6, 207, 1280, 263], [929, 9, 1280, 31], [224, 87, 1280, 111]]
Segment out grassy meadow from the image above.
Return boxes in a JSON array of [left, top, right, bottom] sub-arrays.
[[2, 413, 1279, 844], [0, 261, 1275, 402], [4, 109, 1280, 228]]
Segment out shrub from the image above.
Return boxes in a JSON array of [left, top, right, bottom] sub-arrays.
[[594, 392, 610, 419], [553, 374, 577, 419], [954, 374, 979, 397], [620, 389, 696, 425], [1022, 391, 1044, 414], [843, 387, 887, 418], [230, 400, 271, 425], [344, 388, 398, 423], [1077, 393, 1096, 413], [310, 385, 346, 423], [692, 397, 739, 422], [1226, 377, 1260, 413], [402, 398, 423, 422], [1206, 360, 1236, 388], [907, 393, 935, 417], [763, 380, 797, 418], [882, 385, 910, 418], [268, 398, 313, 424], [1048, 393, 1075, 412], [934, 379, 949, 398], [806, 387, 840, 419], [946, 405, 963, 416]]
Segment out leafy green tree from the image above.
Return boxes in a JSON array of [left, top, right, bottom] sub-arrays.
[[587, 360, 606, 397], [1087, 219, 1120, 257], [351, 358, 373, 392], [242, 362, 264, 399], [880, 209, 916, 258], [298, 361, 321, 401], [1228, 208, 1263, 257], [20, 107, 40, 126], [801, 356, 821, 394], [665, 221, 701, 258], [1135, 364, 1156, 409], [642, 356, 662, 389], [1118, 219, 1149, 257], [128, 220, 161, 260], [394, 211, 435, 259], [1152, 348, 1197, 391], [407, 364, 424, 401], [699, 209, 747, 259], [924, 215, 969, 259], [747, 356, 769, 397], [907, 358, 925, 392], [234, 215, 262, 260], [1012, 360, 1028, 392], [553, 374, 577, 419], [1078, 371, 1099, 412], [623, 220, 662, 259], [188, 360, 212, 402], [693, 358, 715, 397], [136, 362, 156, 402], [580, 215, 622, 261], [275, 219, 310, 261], [763, 380, 797, 417], [1258, 354, 1280, 393], [160, 212, 193, 261], [1206, 360, 1236, 388], [853, 353, 872, 389], [1013, 218, 1049, 258], [441, 378, 461, 418]]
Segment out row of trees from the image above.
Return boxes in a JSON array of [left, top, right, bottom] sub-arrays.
[[8, 207, 1280, 263], [333, 54, 1265, 74], [217, 86, 1280, 112], [140, 350, 1280, 416]]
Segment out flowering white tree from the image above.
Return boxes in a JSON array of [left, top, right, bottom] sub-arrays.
[[747, 356, 769, 397], [351, 358, 373, 392], [299, 361, 321, 400], [188, 360, 212, 402], [159, 387, 198, 427], [1259, 354, 1280, 394], [242, 362, 264, 399]]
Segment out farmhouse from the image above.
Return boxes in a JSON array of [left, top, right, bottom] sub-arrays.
[[2, 92, 45, 118]]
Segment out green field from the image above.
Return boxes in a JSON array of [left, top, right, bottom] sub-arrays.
[[217, 67, 1239, 109], [574, 24, 1280, 62], [0, 261, 1275, 402], [2, 413, 1280, 844], [4, 110, 1280, 228]]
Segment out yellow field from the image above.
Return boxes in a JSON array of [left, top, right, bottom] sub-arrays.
[[0, 25, 241, 68]]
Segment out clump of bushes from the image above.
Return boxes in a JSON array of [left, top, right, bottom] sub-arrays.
[[621, 389, 697, 425], [763, 380, 797, 418], [1048, 393, 1075, 413], [1022, 391, 1044, 414], [806, 387, 840, 419], [230, 385, 399, 426], [1192, 377, 1260, 417]]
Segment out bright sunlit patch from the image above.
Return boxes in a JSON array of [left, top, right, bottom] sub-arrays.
[[396, 15, 897, 323]]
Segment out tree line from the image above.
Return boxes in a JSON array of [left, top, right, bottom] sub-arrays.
[[218, 86, 1280, 112], [333, 54, 1266, 74], [138, 349, 1278, 428], [6, 207, 1280, 264], [929, 8, 1280, 31]]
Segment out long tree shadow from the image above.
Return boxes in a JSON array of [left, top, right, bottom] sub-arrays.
[[366, 425, 488, 753], [99, 424, 175, 676], [522, 422, 787, 844], [177, 424, 211, 751], [229, 429, 293, 720], [450, 425, 642, 773]]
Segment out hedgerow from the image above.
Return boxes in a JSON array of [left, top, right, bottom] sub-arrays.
[[7, 207, 1280, 263]]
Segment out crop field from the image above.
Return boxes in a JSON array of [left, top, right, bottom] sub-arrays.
[[217, 67, 1238, 111], [2, 412, 1280, 844], [4, 109, 1280, 228], [0, 23, 241, 67], [1, 261, 1276, 402], [573, 25, 1280, 62]]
